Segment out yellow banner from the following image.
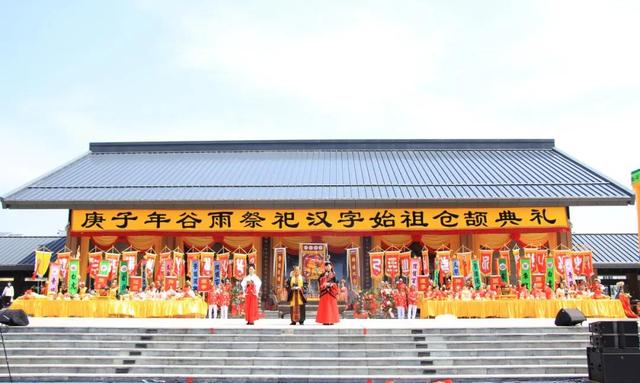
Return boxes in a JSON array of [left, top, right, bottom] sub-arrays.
[[71, 207, 568, 233]]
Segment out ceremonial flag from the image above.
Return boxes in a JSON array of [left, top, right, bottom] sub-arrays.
[[452, 276, 464, 292], [213, 261, 221, 287], [433, 258, 440, 287], [410, 257, 421, 287], [122, 251, 137, 275], [233, 253, 247, 279], [369, 252, 384, 281], [471, 259, 482, 289], [200, 252, 215, 278], [165, 276, 177, 291], [498, 257, 509, 284], [520, 258, 532, 290], [156, 252, 172, 283], [95, 260, 111, 290], [144, 252, 156, 283], [554, 250, 568, 275], [399, 251, 411, 278], [217, 252, 230, 280], [105, 252, 120, 281], [248, 250, 257, 268], [67, 259, 79, 295], [173, 250, 185, 278], [421, 250, 430, 276], [545, 256, 555, 288], [564, 256, 575, 286], [56, 252, 71, 279], [118, 261, 128, 295], [535, 250, 546, 274], [452, 258, 461, 277], [198, 275, 212, 292], [384, 251, 400, 279], [186, 252, 200, 276], [532, 273, 545, 289], [489, 275, 502, 289], [48, 263, 61, 294], [437, 251, 451, 275], [583, 251, 594, 277], [523, 248, 536, 274], [129, 276, 142, 292], [346, 247, 359, 289], [499, 250, 511, 274], [480, 250, 492, 275], [34, 250, 52, 278], [457, 252, 472, 277], [191, 259, 200, 290], [88, 252, 102, 279], [572, 251, 584, 275], [417, 275, 430, 292], [273, 248, 286, 287]]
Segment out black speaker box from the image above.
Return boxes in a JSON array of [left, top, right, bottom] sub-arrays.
[[590, 321, 638, 335], [555, 308, 586, 326], [591, 334, 640, 349], [0, 308, 29, 326], [588, 347, 640, 383]]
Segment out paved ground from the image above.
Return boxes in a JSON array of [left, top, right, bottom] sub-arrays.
[[25, 316, 618, 329]]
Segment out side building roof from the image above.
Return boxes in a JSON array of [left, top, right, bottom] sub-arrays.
[[1, 139, 634, 209], [0, 236, 66, 269], [573, 233, 640, 269]]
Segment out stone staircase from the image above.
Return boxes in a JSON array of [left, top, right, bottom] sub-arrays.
[[0, 325, 592, 382]]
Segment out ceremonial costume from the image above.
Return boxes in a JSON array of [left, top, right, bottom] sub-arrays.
[[407, 285, 418, 319], [286, 273, 307, 325], [241, 273, 261, 324], [316, 268, 339, 324], [207, 286, 219, 319], [220, 289, 230, 319]]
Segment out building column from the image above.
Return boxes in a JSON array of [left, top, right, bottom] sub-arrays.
[[261, 237, 271, 296]]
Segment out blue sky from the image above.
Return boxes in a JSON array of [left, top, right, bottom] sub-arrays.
[[1, 1, 639, 235]]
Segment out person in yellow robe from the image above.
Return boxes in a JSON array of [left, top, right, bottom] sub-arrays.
[[286, 266, 307, 325]]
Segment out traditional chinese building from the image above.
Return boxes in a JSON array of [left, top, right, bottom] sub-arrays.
[[1, 139, 635, 297]]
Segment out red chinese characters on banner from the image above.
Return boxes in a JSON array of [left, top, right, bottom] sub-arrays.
[[88, 252, 102, 279], [216, 252, 230, 280], [479, 250, 492, 275], [385, 251, 400, 279], [369, 252, 384, 280]]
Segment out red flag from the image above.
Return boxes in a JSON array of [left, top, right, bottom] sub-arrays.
[[384, 251, 400, 279], [421, 250, 430, 276], [89, 252, 102, 279], [582, 251, 594, 277], [369, 252, 384, 280], [233, 253, 247, 279], [554, 250, 567, 275], [399, 251, 411, 278], [480, 250, 492, 274], [572, 251, 584, 275], [535, 250, 546, 274]]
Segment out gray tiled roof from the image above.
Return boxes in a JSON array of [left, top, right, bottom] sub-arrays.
[[573, 233, 640, 269], [0, 236, 66, 267], [1, 139, 634, 209]]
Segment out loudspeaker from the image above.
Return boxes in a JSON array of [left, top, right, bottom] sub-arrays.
[[0, 309, 29, 326], [588, 347, 640, 383], [591, 334, 640, 349], [590, 321, 639, 335], [555, 308, 586, 326]]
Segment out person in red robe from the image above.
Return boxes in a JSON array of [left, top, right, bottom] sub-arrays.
[[241, 264, 261, 325], [407, 284, 418, 319], [616, 282, 638, 318], [316, 262, 339, 325]]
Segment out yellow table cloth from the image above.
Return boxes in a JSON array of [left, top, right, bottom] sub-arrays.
[[419, 298, 626, 318], [10, 298, 208, 318]]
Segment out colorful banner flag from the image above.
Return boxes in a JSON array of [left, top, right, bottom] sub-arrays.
[[165, 276, 177, 291], [489, 275, 502, 289], [369, 252, 384, 281], [535, 250, 547, 274], [410, 257, 421, 287], [564, 256, 575, 286], [572, 251, 584, 275], [437, 250, 451, 275], [56, 252, 71, 279], [399, 251, 411, 278], [346, 247, 360, 289], [156, 252, 171, 283], [233, 253, 247, 279], [88, 252, 102, 279], [523, 248, 536, 275], [198, 275, 212, 292], [67, 259, 79, 295], [144, 252, 156, 283], [453, 276, 465, 292], [554, 250, 568, 275], [248, 250, 257, 267], [532, 273, 545, 289], [421, 250, 430, 276], [456, 251, 472, 277], [174, 250, 185, 278], [95, 260, 111, 290], [480, 250, 492, 275], [273, 248, 286, 287], [451, 258, 461, 277], [217, 252, 230, 280], [417, 275, 430, 292], [118, 261, 128, 295], [191, 259, 200, 290], [520, 258, 532, 290], [213, 261, 221, 287], [34, 250, 52, 278], [384, 251, 400, 279], [186, 252, 200, 276], [471, 259, 481, 290], [122, 251, 137, 275], [582, 251, 594, 277], [48, 263, 61, 294], [545, 256, 556, 288], [129, 276, 142, 292], [433, 258, 440, 287], [105, 252, 120, 281], [498, 257, 509, 284], [499, 250, 511, 274], [200, 252, 215, 278]]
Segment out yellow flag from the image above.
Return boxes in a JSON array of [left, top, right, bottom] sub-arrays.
[[35, 251, 52, 277]]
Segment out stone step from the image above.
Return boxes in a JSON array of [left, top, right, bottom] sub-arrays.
[[6, 355, 586, 367], [0, 363, 588, 375], [0, 372, 590, 383]]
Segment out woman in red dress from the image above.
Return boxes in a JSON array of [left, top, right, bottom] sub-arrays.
[[316, 262, 340, 325], [616, 281, 638, 318], [241, 265, 261, 325]]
